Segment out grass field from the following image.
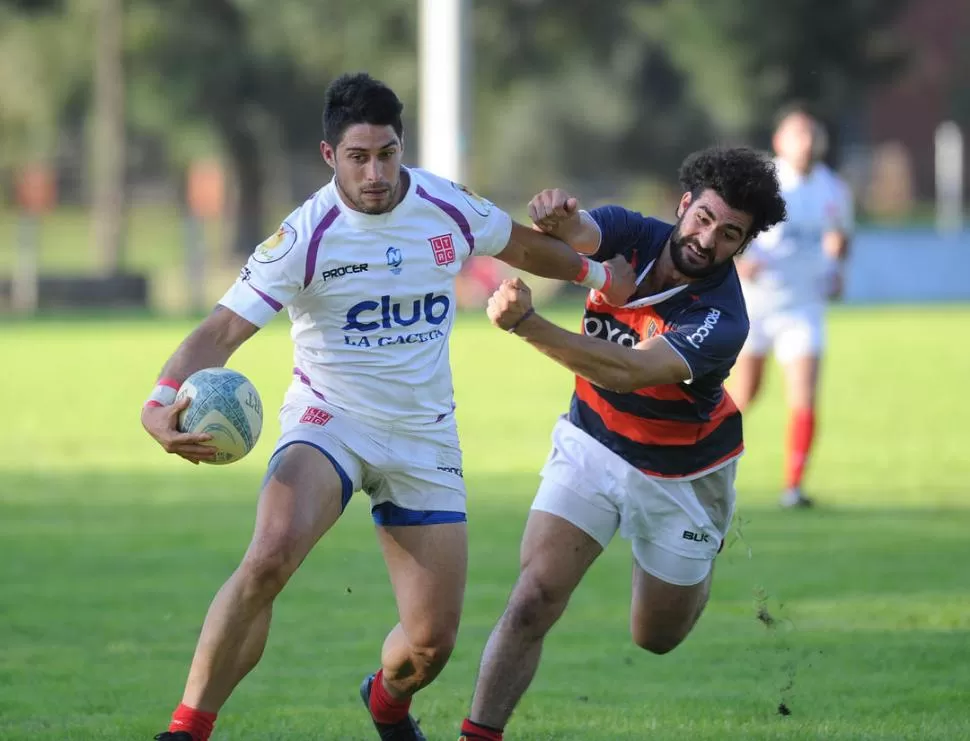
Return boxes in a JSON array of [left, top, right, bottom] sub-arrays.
[[1, 304, 969, 740]]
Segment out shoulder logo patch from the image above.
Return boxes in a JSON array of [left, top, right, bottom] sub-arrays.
[[253, 221, 298, 264], [451, 181, 493, 217]]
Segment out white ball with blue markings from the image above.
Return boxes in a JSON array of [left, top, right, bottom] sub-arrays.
[[176, 368, 263, 465]]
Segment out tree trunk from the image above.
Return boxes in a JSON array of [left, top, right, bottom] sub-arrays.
[[91, 0, 127, 275], [224, 123, 265, 257]]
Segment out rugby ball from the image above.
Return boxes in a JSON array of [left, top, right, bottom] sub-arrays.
[[176, 368, 263, 465]]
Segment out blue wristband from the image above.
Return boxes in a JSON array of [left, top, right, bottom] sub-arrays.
[[507, 307, 536, 335]]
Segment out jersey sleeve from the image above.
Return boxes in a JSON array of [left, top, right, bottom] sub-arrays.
[[587, 205, 654, 262], [447, 181, 513, 257], [217, 207, 310, 327], [662, 305, 748, 382]]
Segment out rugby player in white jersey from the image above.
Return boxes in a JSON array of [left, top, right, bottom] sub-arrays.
[[731, 104, 854, 508], [141, 73, 636, 741]]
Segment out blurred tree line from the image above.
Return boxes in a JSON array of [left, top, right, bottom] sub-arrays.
[[0, 0, 909, 269]]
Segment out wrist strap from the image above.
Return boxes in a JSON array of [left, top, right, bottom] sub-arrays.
[[601, 262, 613, 294], [507, 307, 536, 335], [575, 257, 608, 291], [144, 377, 180, 408]]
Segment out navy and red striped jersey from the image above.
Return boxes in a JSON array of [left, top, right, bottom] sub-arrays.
[[567, 205, 750, 479]]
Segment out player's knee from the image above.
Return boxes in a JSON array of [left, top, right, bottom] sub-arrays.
[[238, 540, 300, 602], [505, 573, 568, 637], [632, 628, 684, 655], [409, 631, 456, 673], [399, 622, 457, 685]]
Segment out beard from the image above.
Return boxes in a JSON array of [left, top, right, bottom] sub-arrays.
[[336, 173, 400, 215], [668, 220, 730, 279]]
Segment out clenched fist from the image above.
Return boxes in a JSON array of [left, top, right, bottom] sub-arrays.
[[529, 188, 580, 236], [487, 278, 535, 333]]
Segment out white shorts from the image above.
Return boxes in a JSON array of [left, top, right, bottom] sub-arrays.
[[270, 399, 466, 526], [533, 418, 737, 587], [743, 304, 825, 364]]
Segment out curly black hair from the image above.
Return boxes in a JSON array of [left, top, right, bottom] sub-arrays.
[[678, 146, 787, 240], [322, 72, 404, 146]]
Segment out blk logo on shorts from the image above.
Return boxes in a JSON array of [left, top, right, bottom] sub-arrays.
[[429, 234, 456, 266], [682, 530, 711, 543], [300, 407, 333, 426]]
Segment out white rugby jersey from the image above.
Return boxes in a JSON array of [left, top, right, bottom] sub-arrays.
[[218, 167, 512, 428], [742, 159, 854, 315]]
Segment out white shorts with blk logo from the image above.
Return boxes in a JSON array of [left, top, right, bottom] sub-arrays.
[[533, 417, 737, 586], [271, 395, 467, 526]]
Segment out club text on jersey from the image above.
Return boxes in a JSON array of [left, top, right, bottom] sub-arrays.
[[342, 293, 451, 348]]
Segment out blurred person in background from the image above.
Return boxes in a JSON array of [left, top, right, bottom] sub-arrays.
[[731, 103, 854, 508]]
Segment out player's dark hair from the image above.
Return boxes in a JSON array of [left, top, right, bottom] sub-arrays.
[[678, 146, 787, 242], [322, 72, 404, 145]]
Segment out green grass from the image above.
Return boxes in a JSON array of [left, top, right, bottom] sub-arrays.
[[1, 304, 969, 740]]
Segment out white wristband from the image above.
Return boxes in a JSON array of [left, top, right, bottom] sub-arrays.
[[577, 258, 609, 291], [144, 381, 179, 408]]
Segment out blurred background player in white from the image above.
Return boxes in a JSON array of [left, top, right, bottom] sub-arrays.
[[140, 72, 636, 741], [731, 103, 854, 508]]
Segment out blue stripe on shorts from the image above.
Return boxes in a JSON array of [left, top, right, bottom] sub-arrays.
[[371, 501, 466, 526]]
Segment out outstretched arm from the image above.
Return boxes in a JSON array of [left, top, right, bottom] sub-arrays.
[[493, 222, 635, 306], [487, 279, 689, 393]]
